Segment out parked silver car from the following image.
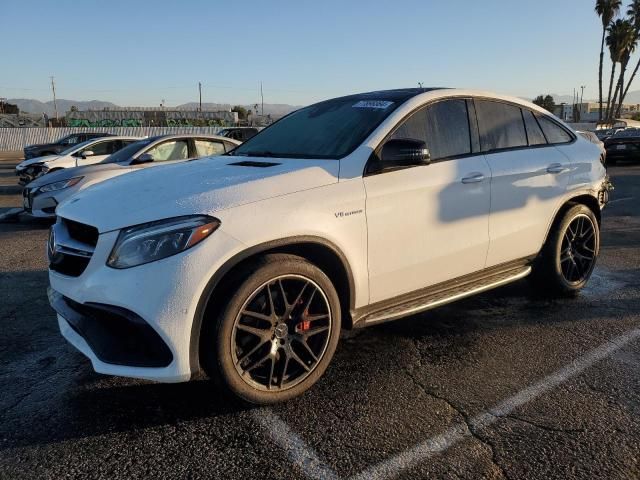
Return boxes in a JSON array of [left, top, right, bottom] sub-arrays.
[[23, 134, 240, 217]]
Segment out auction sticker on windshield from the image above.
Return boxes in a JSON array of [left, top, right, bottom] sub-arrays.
[[352, 100, 394, 109]]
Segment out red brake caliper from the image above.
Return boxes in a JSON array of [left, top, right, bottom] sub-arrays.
[[297, 305, 311, 332]]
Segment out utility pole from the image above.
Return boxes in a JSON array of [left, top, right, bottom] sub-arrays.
[[50, 76, 59, 121], [579, 85, 586, 123], [198, 82, 202, 112], [260, 82, 264, 116]]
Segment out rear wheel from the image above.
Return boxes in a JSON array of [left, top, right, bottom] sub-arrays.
[[202, 254, 341, 404], [531, 204, 600, 297]]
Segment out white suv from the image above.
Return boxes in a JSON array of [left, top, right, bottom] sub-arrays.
[[48, 89, 609, 404]]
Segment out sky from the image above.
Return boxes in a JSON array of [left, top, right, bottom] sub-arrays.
[[0, 0, 613, 107]]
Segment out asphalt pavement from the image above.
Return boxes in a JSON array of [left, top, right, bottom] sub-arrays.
[[0, 158, 639, 479]]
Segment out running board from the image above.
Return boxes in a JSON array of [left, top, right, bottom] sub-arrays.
[[353, 262, 532, 327]]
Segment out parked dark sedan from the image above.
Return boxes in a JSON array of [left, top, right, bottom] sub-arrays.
[[216, 127, 258, 142], [603, 134, 640, 165], [23, 132, 113, 159]]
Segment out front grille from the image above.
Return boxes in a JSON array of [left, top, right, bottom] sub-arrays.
[[63, 218, 99, 246], [49, 219, 98, 277]]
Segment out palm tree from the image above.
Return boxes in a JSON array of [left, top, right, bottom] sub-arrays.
[[612, 20, 638, 118], [618, 0, 640, 115], [605, 19, 633, 121], [596, 0, 622, 122]]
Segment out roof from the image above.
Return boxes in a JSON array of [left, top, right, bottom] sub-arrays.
[[326, 88, 447, 104]]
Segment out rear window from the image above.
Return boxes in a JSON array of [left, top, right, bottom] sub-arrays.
[[476, 100, 528, 151]]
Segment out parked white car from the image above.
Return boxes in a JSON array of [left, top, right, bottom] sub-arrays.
[[23, 134, 240, 218], [48, 88, 609, 404], [15, 136, 142, 183]]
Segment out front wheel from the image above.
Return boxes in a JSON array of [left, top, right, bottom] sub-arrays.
[[202, 254, 341, 404], [531, 204, 600, 296]]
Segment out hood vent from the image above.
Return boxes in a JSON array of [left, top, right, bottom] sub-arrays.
[[228, 160, 281, 168]]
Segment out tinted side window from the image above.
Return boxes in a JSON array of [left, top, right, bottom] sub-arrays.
[[476, 100, 527, 151], [523, 110, 547, 146], [535, 114, 573, 144], [195, 139, 225, 157], [146, 140, 190, 162], [390, 99, 471, 161], [86, 140, 114, 156]]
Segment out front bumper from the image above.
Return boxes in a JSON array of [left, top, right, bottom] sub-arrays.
[[49, 289, 173, 368], [22, 187, 58, 217], [48, 218, 246, 382], [16, 164, 45, 186]]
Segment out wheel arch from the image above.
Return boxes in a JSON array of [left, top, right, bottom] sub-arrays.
[[189, 236, 356, 375], [542, 193, 601, 249]]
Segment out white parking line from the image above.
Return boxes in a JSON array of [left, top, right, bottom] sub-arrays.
[[252, 408, 341, 480], [351, 326, 640, 480], [608, 196, 634, 204], [252, 326, 640, 480]]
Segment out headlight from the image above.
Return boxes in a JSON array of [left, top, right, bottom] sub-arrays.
[[38, 176, 83, 193], [107, 215, 220, 269]]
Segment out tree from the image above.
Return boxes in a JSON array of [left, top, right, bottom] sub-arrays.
[[533, 94, 556, 112], [231, 105, 247, 120], [618, 0, 640, 116], [596, 0, 622, 121], [614, 20, 638, 118], [605, 19, 632, 121]]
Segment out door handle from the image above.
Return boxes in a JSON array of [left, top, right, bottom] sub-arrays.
[[546, 163, 569, 174], [461, 172, 485, 184]]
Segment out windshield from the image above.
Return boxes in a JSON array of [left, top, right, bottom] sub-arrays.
[[59, 139, 94, 156], [217, 129, 229, 136], [230, 97, 401, 159], [101, 139, 153, 164], [55, 134, 75, 145]]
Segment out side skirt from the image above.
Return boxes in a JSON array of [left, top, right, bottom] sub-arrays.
[[351, 258, 533, 328]]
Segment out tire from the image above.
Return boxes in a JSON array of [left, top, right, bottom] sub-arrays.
[[531, 204, 600, 297], [201, 253, 341, 404]]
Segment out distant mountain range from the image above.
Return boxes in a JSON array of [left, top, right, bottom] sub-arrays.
[[11, 92, 640, 118], [8, 98, 301, 117]]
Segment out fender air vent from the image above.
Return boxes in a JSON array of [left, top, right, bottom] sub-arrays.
[[228, 161, 280, 168]]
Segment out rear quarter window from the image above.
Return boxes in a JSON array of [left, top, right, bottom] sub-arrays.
[[535, 114, 574, 144]]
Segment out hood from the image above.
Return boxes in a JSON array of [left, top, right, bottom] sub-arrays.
[[27, 163, 127, 188], [17, 155, 62, 169], [25, 142, 56, 150], [56, 156, 340, 232]]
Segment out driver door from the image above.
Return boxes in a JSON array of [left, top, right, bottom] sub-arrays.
[[364, 99, 492, 303]]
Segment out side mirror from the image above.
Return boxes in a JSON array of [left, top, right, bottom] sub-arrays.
[[80, 150, 94, 159], [132, 153, 154, 164], [380, 139, 431, 167]]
